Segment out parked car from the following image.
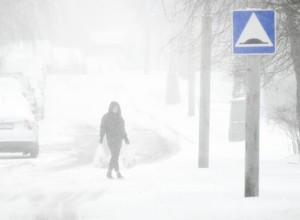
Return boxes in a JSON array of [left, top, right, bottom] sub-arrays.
[[0, 77, 24, 93], [0, 90, 39, 158], [0, 73, 42, 120]]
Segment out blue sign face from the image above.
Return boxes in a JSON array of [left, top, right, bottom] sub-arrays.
[[233, 10, 276, 55]]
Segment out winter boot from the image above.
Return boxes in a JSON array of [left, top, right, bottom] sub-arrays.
[[116, 172, 124, 179], [106, 170, 113, 179]]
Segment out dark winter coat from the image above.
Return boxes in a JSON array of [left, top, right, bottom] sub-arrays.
[[99, 102, 129, 147]]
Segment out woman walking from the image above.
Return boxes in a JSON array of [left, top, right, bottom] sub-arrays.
[[99, 101, 130, 179]]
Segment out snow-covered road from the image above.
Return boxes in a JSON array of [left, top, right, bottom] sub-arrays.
[[0, 73, 181, 220], [0, 73, 300, 220]]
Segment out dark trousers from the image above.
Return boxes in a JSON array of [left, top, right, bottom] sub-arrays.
[[108, 143, 122, 172]]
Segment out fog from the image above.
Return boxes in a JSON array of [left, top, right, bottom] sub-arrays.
[[0, 1, 300, 220]]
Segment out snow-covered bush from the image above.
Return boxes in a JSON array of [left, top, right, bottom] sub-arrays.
[[262, 75, 300, 161], [272, 103, 300, 160]]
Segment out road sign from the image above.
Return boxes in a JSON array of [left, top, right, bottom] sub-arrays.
[[233, 10, 275, 55]]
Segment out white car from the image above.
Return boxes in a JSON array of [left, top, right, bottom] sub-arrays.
[[0, 76, 38, 116], [0, 77, 23, 93], [0, 90, 39, 158]]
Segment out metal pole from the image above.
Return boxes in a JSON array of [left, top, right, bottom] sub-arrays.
[[198, 1, 212, 168], [188, 16, 196, 117], [188, 60, 196, 116], [245, 55, 260, 197]]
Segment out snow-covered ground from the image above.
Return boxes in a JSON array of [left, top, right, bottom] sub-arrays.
[[0, 71, 299, 220]]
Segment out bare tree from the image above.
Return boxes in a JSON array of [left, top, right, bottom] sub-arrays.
[[162, 0, 300, 156], [285, 1, 300, 137], [0, 0, 53, 46]]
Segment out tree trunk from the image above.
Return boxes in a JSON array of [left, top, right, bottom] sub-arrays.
[[287, 4, 300, 154]]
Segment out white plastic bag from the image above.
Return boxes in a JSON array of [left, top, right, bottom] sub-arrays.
[[121, 144, 136, 168], [93, 143, 110, 168]]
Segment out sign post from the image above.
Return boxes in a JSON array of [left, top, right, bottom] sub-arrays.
[[233, 10, 276, 197], [245, 55, 260, 197]]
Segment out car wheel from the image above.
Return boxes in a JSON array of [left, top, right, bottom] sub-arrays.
[[30, 152, 38, 158], [30, 144, 39, 158]]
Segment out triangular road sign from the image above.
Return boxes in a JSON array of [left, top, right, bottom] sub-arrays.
[[235, 13, 273, 47], [233, 10, 276, 55]]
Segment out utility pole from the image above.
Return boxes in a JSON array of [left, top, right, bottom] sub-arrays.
[[188, 15, 196, 117], [198, 1, 212, 168]]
